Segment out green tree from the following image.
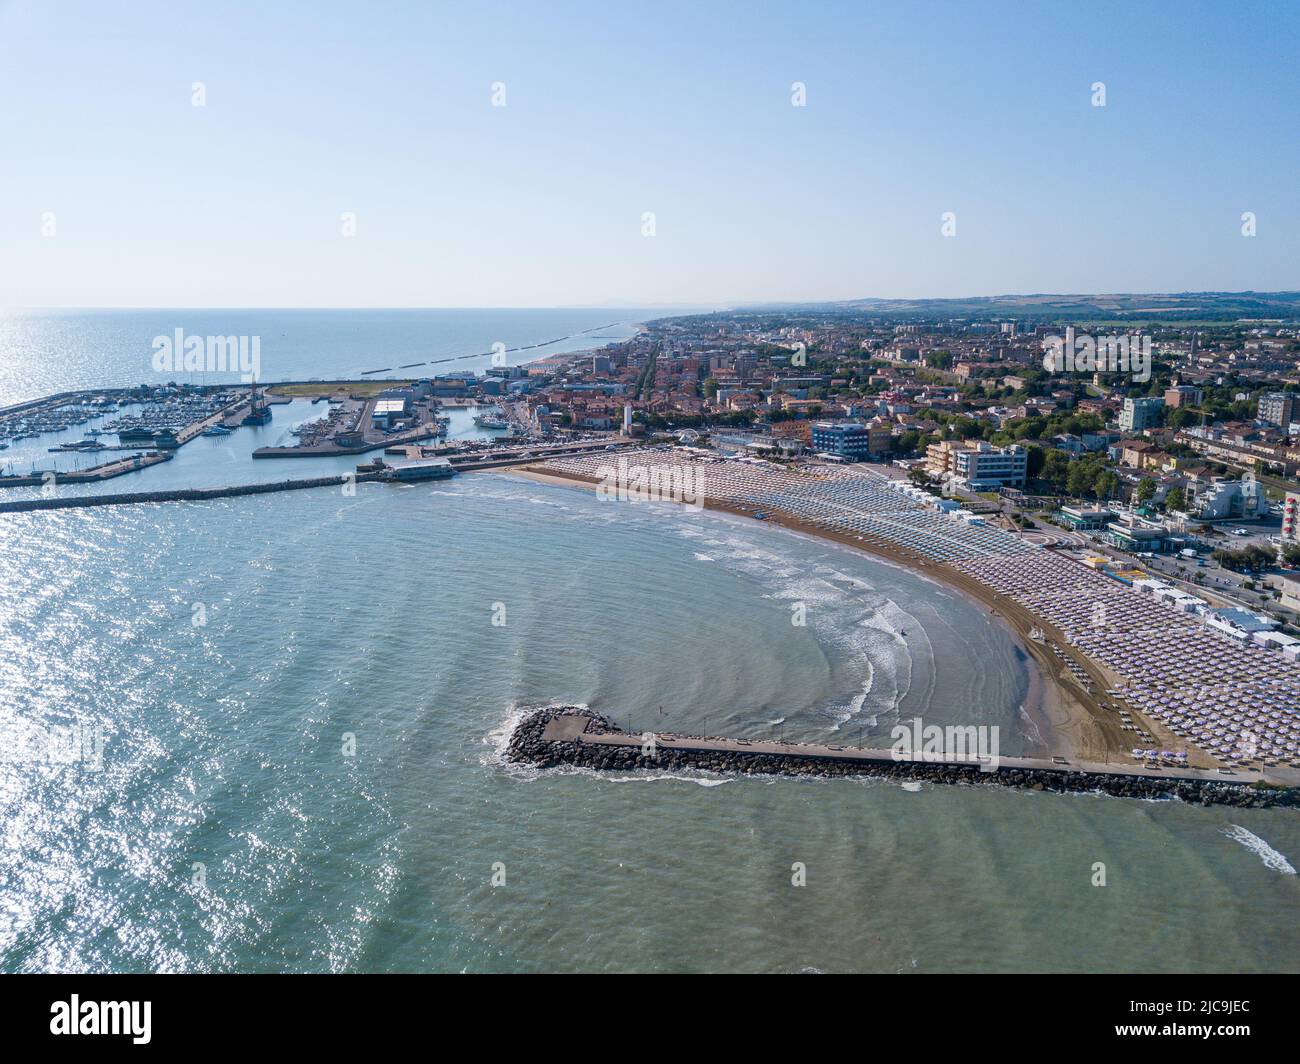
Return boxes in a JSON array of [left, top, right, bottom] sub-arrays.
[[1066, 461, 1099, 498], [1042, 449, 1073, 488], [1246, 545, 1277, 571]]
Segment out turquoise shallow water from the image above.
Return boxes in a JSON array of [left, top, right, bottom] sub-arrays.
[[0, 474, 1297, 973]]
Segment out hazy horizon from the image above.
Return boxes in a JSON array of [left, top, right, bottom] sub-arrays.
[[6, 289, 1300, 314]]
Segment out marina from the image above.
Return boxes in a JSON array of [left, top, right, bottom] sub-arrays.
[[252, 382, 450, 458], [0, 384, 256, 482]]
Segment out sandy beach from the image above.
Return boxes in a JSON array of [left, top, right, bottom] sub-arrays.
[[504, 464, 1153, 764]]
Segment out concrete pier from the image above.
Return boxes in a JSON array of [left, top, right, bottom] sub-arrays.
[[0, 450, 173, 488], [0, 471, 386, 513], [0, 441, 628, 512], [509, 707, 1298, 807]]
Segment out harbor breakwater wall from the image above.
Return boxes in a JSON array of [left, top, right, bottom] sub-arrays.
[[0, 472, 384, 513], [0, 446, 629, 513], [507, 708, 1298, 809]]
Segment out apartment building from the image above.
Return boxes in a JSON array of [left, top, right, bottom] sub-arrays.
[[926, 440, 1027, 489], [1163, 384, 1204, 408], [1120, 396, 1165, 431], [1257, 392, 1297, 427], [1282, 492, 1300, 543]]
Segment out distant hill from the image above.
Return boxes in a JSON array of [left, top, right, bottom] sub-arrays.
[[740, 292, 1300, 322]]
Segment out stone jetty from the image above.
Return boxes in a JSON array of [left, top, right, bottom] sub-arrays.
[[0, 472, 385, 513], [506, 707, 1299, 809]]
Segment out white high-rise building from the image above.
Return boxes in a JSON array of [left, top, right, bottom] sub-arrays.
[[1120, 397, 1164, 432]]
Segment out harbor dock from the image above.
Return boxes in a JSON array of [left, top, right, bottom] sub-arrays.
[[0, 440, 629, 512], [0, 450, 173, 488], [251, 390, 446, 458]]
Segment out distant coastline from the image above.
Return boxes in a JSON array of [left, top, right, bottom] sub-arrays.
[[0, 308, 653, 408], [515, 318, 650, 373]]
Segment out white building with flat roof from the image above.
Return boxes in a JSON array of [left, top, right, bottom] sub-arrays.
[[1204, 606, 1277, 642], [371, 397, 409, 429], [948, 443, 1027, 490]]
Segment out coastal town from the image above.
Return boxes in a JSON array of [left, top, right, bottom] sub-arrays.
[[521, 297, 1300, 636], [500, 295, 1300, 786]]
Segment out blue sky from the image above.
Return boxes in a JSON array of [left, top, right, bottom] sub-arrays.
[[1, 0, 1296, 307]]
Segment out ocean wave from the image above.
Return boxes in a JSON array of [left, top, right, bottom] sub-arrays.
[[605, 773, 731, 787], [1016, 704, 1046, 751], [1223, 825, 1296, 874], [482, 701, 592, 777], [670, 519, 914, 730], [842, 658, 877, 724]]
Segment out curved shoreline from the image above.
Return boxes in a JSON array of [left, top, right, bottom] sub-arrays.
[[505, 465, 1135, 765], [682, 498, 1051, 756]]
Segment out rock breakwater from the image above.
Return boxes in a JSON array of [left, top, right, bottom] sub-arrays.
[[506, 707, 1297, 809]]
